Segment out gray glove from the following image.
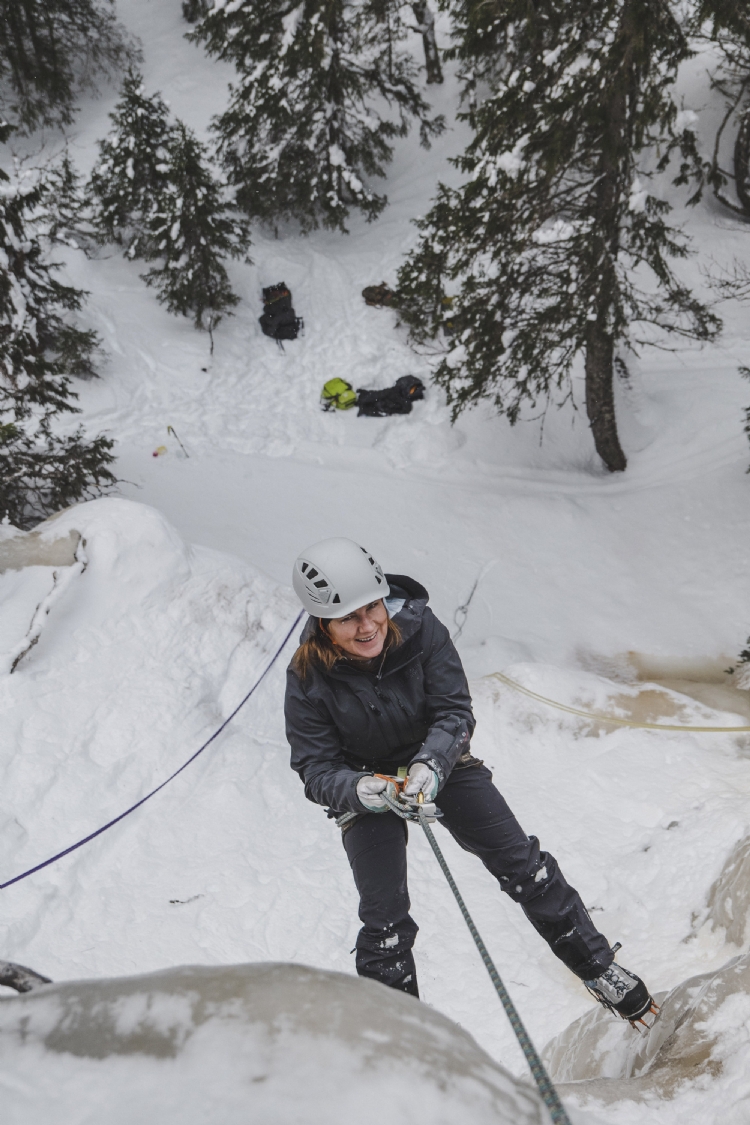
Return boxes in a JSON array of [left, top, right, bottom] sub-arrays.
[[356, 774, 388, 813], [403, 763, 439, 802]]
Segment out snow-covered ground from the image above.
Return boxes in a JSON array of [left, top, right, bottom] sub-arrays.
[[3, 2, 750, 1120]]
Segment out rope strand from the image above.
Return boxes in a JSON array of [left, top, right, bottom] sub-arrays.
[[415, 805, 572, 1125], [491, 671, 750, 733], [0, 610, 303, 891]]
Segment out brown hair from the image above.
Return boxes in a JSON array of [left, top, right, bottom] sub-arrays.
[[292, 614, 402, 680]]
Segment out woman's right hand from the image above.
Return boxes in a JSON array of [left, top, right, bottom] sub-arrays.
[[356, 774, 389, 813]]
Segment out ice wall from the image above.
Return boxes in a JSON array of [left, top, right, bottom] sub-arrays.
[[542, 952, 750, 1115]]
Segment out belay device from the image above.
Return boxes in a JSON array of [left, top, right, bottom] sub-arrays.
[[259, 282, 304, 348]]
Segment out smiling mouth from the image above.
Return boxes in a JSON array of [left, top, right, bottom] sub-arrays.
[[355, 632, 378, 644]]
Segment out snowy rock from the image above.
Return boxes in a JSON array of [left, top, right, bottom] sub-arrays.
[[704, 835, 750, 947], [0, 961, 544, 1125], [0, 519, 87, 673], [0, 527, 81, 573]]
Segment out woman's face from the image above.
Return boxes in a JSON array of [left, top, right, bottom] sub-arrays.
[[325, 599, 388, 660]]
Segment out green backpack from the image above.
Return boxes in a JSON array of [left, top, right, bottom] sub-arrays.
[[321, 377, 357, 411]]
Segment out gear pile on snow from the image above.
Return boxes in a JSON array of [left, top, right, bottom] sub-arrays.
[[321, 375, 425, 416], [259, 282, 303, 344], [321, 378, 358, 411], [362, 282, 397, 307]]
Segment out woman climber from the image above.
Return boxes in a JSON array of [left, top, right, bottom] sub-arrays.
[[284, 537, 656, 1025]]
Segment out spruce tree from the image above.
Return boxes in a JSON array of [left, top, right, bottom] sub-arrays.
[[182, 0, 210, 23], [0, 0, 135, 134], [0, 133, 115, 528], [140, 121, 250, 343], [397, 0, 721, 472], [37, 151, 96, 254], [88, 70, 173, 255], [189, 0, 443, 233]]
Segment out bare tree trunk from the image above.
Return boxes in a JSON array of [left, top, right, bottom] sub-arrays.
[[735, 108, 750, 216], [411, 1, 442, 85], [583, 1, 635, 472], [585, 321, 626, 471]]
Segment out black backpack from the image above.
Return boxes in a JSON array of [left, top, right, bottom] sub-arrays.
[[259, 282, 304, 345], [356, 375, 425, 417]]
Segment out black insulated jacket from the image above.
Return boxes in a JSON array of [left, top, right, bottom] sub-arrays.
[[285, 575, 475, 815]]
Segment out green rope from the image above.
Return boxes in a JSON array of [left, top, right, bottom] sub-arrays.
[[385, 787, 571, 1125], [490, 671, 750, 733]]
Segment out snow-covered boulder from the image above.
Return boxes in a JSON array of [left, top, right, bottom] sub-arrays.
[[0, 961, 544, 1125]]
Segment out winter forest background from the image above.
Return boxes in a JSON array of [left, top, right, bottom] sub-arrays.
[[4, 3, 750, 1122], [4, 0, 750, 524]]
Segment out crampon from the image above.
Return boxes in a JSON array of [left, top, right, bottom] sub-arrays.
[[584, 945, 660, 1031]]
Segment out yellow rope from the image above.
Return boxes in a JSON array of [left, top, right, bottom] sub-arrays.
[[489, 672, 750, 733]]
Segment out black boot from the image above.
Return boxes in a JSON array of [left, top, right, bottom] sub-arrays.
[[584, 962, 656, 1024]]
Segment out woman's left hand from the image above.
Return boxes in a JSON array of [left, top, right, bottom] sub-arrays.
[[404, 763, 439, 802]]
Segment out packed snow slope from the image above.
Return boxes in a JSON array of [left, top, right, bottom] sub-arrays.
[[2, 0, 750, 1120]]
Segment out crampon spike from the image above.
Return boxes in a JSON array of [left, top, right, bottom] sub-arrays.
[[629, 1001, 660, 1031]]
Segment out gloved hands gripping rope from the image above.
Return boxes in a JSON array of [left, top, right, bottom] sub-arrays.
[[356, 764, 439, 814]]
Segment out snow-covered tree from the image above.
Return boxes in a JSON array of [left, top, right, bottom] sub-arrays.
[[88, 70, 172, 255], [0, 135, 115, 528], [0, 0, 135, 134], [182, 0, 211, 22], [397, 0, 721, 472], [696, 2, 750, 216], [140, 121, 250, 342], [189, 0, 443, 233], [36, 151, 97, 254]]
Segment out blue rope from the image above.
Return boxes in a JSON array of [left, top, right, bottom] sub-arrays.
[[0, 610, 304, 891]]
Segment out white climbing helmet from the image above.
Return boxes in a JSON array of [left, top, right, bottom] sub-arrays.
[[293, 537, 390, 618]]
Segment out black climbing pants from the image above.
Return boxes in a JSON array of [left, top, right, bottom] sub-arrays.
[[341, 763, 613, 997]]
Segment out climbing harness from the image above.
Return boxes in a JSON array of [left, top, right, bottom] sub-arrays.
[[491, 671, 750, 733], [377, 782, 572, 1125], [0, 610, 304, 891]]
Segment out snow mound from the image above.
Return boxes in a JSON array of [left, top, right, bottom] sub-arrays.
[[0, 961, 544, 1125], [0, 499, 300, 978], [542, 952, 750, 1116]]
